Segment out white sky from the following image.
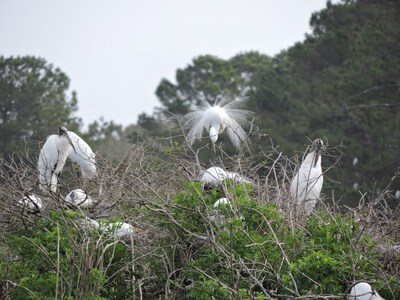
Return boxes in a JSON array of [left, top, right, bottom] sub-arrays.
[[0, 0, 334, 128]]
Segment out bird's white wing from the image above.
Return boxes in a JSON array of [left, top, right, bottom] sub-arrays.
[[290, 164, 323, 215], [291, 169, 319, 200], [224, 117, 249, 150], [226, 171, 251, 184], [199, 167, 227, 186], [67, 131, 96, 178], [182, 109, 209, 145], [38, 135, 59, 191]]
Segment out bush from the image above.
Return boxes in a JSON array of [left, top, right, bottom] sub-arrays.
[[0, 144, 399, 299]]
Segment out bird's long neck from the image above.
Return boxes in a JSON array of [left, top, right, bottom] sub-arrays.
[[54, 138, 73, 174], [304, 151, 321, 169]]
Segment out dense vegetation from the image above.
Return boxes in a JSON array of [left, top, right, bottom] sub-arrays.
[[1, 0, 400, 298]]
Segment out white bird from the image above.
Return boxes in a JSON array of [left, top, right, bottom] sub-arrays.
[[210, 198, 232, 224], [395, 190, 400, 199], [18, 194, 44, 212], [102, 222, 134, 238], [199, 166, 251, 186], [182, 95, 252, 150], [38, 126, 96, 192], [353, 157, 359, 167], [77, 217, 100, 230], [210, 198, 244, 225], [349, 282, 385, 300], [213, 198, 231, 208], [65, 189, 95, 209], [290, 139, 324, 215], [67, 130, 96, 178]]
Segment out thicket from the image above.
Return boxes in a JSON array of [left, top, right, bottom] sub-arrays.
[[0, 141, 399, 299]]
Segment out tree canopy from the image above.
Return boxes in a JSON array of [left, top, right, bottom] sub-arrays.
[[152, 0, 400, 204], [0, 56, 81, 158]]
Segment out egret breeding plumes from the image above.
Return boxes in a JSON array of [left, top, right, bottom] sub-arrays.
[[182, 95, 253, 150], [38, 126, 96, 193], [290, 139, 324, 215], [65, 189, 95, 209], [199, 166, 251, 187], [349, 282, 385, 300]]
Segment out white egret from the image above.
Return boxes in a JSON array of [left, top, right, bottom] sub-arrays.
[[210, 198, 244, 225], [38, 126, 96, 192], [213, 198, 231, 207], [18, 194, 44, 212], [182, 95, 252, 150], [353, 157, 359, 167], [349, 282, 385, 300], [65, 189, 95, 209], [290, 139, 324, 215], [210, 198, 232, 224], [102, 222, 134, 238], [199, 166, 251, 186], [395, 190, 400, 199]]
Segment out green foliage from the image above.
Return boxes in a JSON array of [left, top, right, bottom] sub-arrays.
[[285, 213, 376, 295], [159, 182, 399, 298], [152, 0, 400, 205], [1, 211, 135, 300], [0, 56, 81, 159]]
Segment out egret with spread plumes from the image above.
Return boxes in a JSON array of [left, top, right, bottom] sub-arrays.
[[290, 139, 324, 215], [38, 126, 96, 193], [182, 95, 252, 151]]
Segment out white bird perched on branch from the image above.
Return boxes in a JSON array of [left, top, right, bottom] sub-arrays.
[[199, 166, 251, 187], [65, 189, 95, 209], [349, 282, 385, 300], [182, 95, 253, 150], [38, 126, 96, 193], [290, 139, 324, 215], [210, 198, 232, 224]]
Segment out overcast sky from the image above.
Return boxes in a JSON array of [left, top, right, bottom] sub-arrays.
[[1, 1, 334, 128]]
